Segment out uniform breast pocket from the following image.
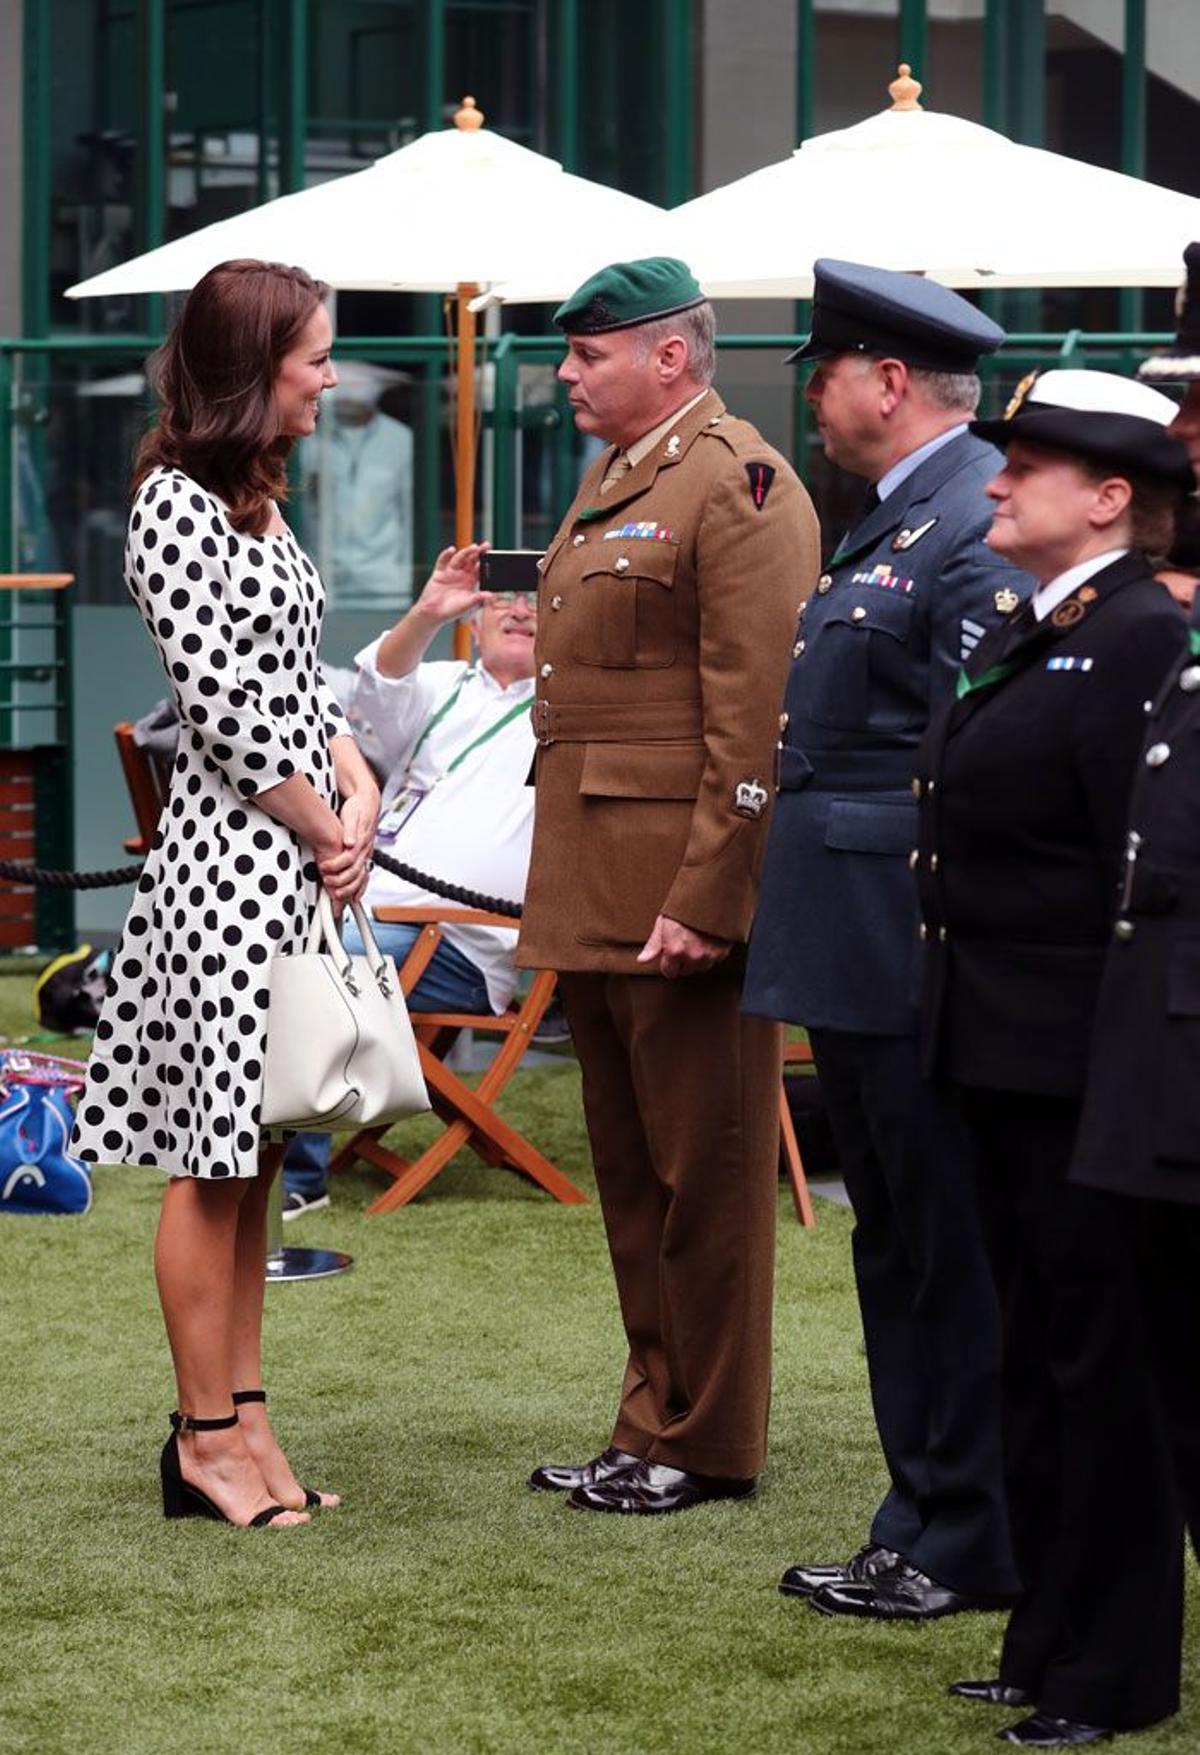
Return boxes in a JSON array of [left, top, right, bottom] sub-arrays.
[[805, 590, 918, 732], [575, 542, 678, 669]]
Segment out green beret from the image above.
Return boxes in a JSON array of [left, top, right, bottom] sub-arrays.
[[554, 257, 706, 335]]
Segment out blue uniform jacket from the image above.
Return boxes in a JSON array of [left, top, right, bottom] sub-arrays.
[[743, 429, 1032, 1034]]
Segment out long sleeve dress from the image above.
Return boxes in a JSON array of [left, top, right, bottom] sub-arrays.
[[71, 465, 348, 1180]]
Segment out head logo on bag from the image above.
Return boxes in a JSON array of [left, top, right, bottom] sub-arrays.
[[0, 1053, 91, 1217], [0, 1084, 92, 1216]]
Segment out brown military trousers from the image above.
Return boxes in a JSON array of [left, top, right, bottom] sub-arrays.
[[558, 964, 782, 1479]]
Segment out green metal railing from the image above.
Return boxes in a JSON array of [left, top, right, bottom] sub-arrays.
[[3, 322, 1177, 589]]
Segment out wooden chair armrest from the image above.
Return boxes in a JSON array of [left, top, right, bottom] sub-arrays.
[[373, 904, 517, 930]]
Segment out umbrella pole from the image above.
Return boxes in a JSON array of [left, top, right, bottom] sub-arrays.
[[452, 281, 480, 661]]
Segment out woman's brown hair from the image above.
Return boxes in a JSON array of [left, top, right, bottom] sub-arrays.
[[133, 259, 330, 536], [1076, 456, 1183, 565]]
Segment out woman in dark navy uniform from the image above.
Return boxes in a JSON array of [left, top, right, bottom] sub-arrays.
[[915, 370, 1191, 1750]]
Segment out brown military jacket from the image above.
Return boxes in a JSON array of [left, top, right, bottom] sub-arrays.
[[517, 388, 820, 974]]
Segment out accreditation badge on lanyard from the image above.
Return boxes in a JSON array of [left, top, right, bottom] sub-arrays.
[[375, 781, 433, 844], [374, 668, 533, 845]]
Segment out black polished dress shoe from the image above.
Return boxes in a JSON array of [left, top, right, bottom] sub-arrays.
[[810, 1561, 1011, 1621], [567, 1459, 757, 1515], [996, 1714, 1112, 1748], [779, 1542, 901, 1598], [949, 1680, 1033, 1708], [528, 1446, 641, 1493]]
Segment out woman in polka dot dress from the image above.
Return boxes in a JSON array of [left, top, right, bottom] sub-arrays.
[[72, 260, 380, 1529]]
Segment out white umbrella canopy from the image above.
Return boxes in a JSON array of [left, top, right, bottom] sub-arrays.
[[64, 99, 669, 299], [480, 67, 1200, 306], [65, 97, 668, 653]]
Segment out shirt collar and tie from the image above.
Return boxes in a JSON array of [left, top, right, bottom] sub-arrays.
[[599, 389, 710, 493]]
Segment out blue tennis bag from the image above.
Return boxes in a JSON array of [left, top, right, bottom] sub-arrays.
[[0, 1082, 93, 1216]]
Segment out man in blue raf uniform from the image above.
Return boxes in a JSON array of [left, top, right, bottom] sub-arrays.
[[744, 260, 1030, 1620]]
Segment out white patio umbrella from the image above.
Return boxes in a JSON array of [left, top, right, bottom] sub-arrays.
[[479, 66, 1200, 307], [66, 97, 669, 649]]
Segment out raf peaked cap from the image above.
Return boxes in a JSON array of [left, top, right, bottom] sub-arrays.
[[554, 257, 707, 335], [1139, 241, 1200, 383], [787, 259, 1005, 373], [971, 368, 1192, 488]]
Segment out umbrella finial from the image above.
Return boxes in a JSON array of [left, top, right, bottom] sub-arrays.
[[888, 64, 923, 111], [455, 95, 485, 131]]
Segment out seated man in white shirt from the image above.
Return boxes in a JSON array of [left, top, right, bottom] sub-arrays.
[[283, 542, 537, 1216]]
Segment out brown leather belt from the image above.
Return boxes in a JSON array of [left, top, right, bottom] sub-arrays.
[[532, 698, 704, 746]]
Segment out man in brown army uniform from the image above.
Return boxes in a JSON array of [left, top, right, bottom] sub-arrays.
[[519, 257, 820, 1514]]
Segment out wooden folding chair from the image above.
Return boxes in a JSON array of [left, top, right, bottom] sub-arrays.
[[780, 1039, 817, 1229], [331, 904, 587, 1214], [114, 721, 172, 855]]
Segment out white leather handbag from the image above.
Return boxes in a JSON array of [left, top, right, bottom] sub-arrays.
[[260, 894, 430, 1133]]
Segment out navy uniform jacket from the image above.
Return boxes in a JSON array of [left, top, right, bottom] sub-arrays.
[[1072, 623, 1200, 1205], [915, 551, 1187, 1098], [744, 429, 1031, 1033]]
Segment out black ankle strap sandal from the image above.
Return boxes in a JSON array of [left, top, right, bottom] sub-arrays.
[[230, 1388, 331, 1510], [161, 1409, 298, 1528], [170, 1410, 238, 1434]]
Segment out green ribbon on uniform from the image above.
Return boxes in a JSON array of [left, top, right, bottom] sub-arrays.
[[955, 658, 1021, 701], [1189, 628, 1200, 658]]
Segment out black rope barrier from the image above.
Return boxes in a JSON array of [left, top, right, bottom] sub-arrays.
[[0, 851, 523, 919], [369, 849, 522, 920], [0, 858, 145, 890]]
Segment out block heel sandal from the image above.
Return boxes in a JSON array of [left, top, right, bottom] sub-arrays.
[[232, 1389, 333, 1510], [160, 1410, 296, 1527]]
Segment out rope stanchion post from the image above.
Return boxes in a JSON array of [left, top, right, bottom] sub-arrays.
[[264, 1166, 353, 1284]]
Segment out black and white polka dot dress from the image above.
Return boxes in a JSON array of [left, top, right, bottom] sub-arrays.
[[71, 466, 347, 1180]]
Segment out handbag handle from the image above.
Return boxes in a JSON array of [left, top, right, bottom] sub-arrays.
[[306, 892, 395, 998]]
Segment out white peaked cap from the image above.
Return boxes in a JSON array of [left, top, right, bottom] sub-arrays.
[[1029, 369, 1179, 426]]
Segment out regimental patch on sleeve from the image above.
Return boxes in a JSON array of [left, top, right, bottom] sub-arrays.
[[745, 462, 776, 510]]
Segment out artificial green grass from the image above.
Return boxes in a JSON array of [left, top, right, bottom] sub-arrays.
[[0, 977, 1195, 1754]]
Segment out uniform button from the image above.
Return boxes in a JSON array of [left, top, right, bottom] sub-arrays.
[[793, 639, 806, 657], [851, 605, 868, 623], [911, 777, 922, 798], [817, 574, 832, 594], [572, 533, 586, 547], [615, 555, 630, 572], [550, 595, 563, 610], [779, 711, 789, 733], [919, 923, 928, 942], [798, 601, 807, 616], [1145, 741, 1171, 767], [1181, 665, 1200, 692], [1128, 829, 1143, 850], [1114, 918, 1136, 943], [938, 925, 947, 943], [930, 853, 939, 873], [908, 849, 919, 870], [928, 779, 936, 794], [540, 662, 554, 679]]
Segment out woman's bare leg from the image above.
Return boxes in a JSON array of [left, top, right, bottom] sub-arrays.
[[155, 1172, 307, 1527], [231, 1144, 341, 1510]]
